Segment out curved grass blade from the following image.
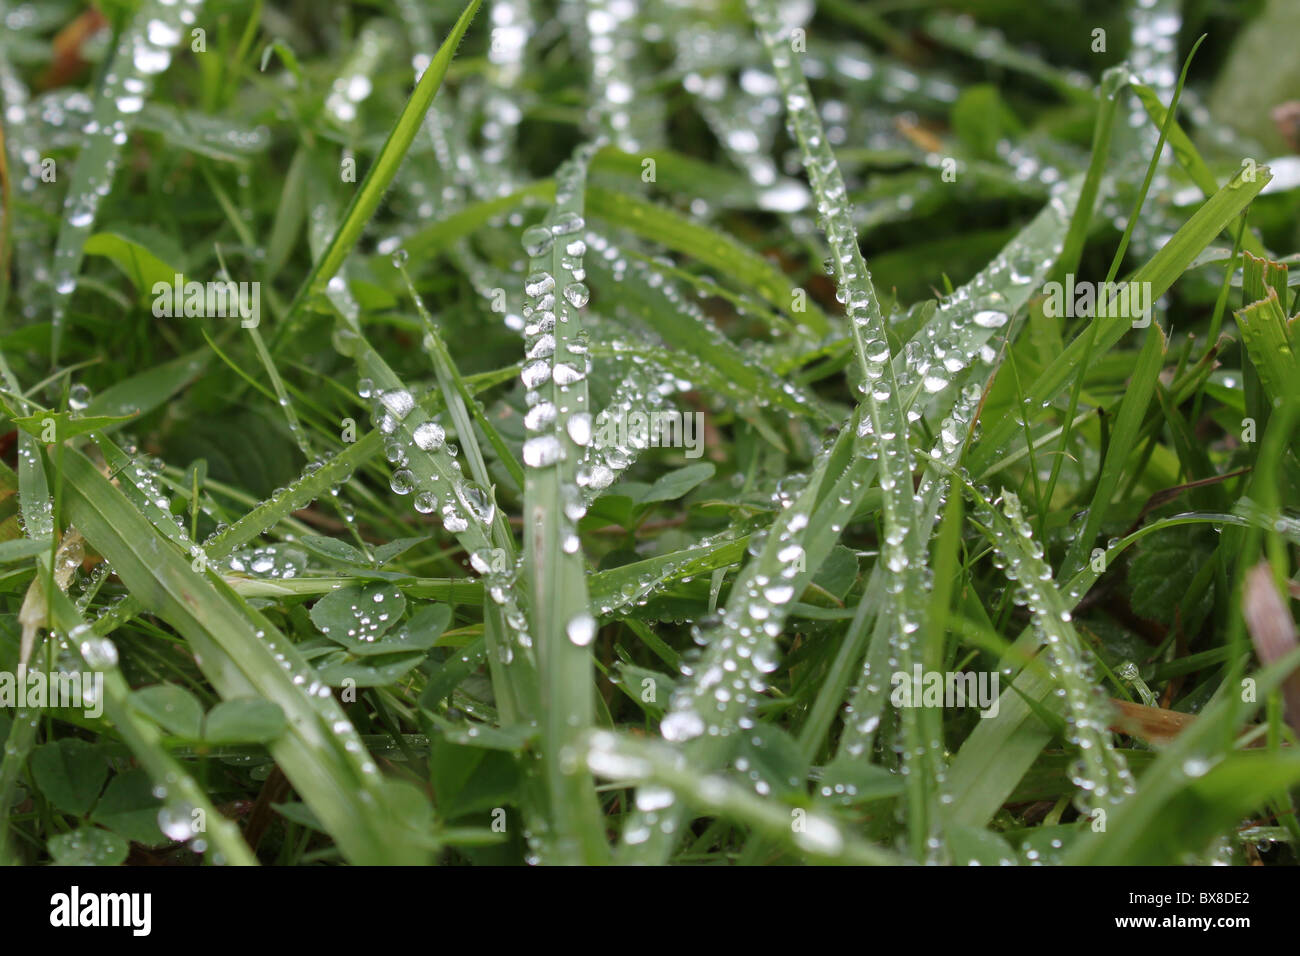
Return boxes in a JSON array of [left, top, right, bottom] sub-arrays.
[[59, 448, 431, 865], [965, 486, 1135, 826]]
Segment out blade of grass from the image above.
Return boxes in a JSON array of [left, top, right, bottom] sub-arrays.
[[270, 0, 483, 351], [59, 446, 431, 864], [521, 142, 609, 864]]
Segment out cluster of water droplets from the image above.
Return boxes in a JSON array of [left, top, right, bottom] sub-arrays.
[[49, 0, 198, 328], [653, 438, 848, 752], [1102, 0, 1181, 257], [580, 350, 684, 502], [579, 0, 654, 152], [981, 490, 1136, 818], [477, 0, 532, 177], [333, 302, 533, 668], [223, 544, 307, 579], [324, 23, 386, 125], [591, 524, 756, 617], [519, 147, 601, 492], [618, 446, 830, 843], [362, 371, 494, 540]]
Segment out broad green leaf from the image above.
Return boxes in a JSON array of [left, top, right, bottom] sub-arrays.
[[1235, 286, 1299, 405], [30, 739, 108, 815], [48, 827, 129, 866], [131, 684, 205, 739], [12, 410, 137, 443], [83, 232, 181, 300], [639, 463, 715, 504], [298, 534, 368, 566], [91, 770, 167, 846], [310, 582, 406, 646], [204, 699, 288, 745]]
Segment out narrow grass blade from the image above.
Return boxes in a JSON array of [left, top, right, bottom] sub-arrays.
[[588, 731, 902, 865], [520, 142, 609, 864], [1059, 320, 1167, 577], [272, 0, 483, 348], [972, 164, 1273, 478], [746, 0, 934, 855]]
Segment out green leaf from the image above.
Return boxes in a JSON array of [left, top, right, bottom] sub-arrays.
[[12, 410, 137, 443], [374, 536, 428, 566], [947, 826, 1018, 866], [0, 537, 53, 565], [91, 770, 166, 846], [1085, 751, 1300, 864], [310, 582, 407, 647], [1060, 321, 1167, 577], [951, 85, 1022, 160], [83, 350, 209, 423], [83, 232, 181, 300], [521, 142, 608, 864], [131, 684, 205, 739], [135, 103, 271, 163], [317, 652, 426, 688], [298, 534, 367, 566], [816, 760, 905, 808], [419, 638, 487, 710], [48, 827, 129, 866], [813, 545, 859, 601], [1235, 286, 1299, 405], [30, 739, 108, 815], [1128, 527, 1216, 627], [973, 163, 1273, 478], [639, 463, 715, 504], [204, 698, 287, 745]]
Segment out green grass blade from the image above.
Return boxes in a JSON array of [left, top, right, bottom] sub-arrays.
[[58, 447, 430, 864], [272, 0, 483, 349], [521, 143, 609, 864]]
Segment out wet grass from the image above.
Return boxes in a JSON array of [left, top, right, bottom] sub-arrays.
[[0, 0, 1298, 866]]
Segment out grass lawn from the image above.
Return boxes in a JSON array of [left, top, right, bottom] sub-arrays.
[[1, 0, 1299, 867]]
